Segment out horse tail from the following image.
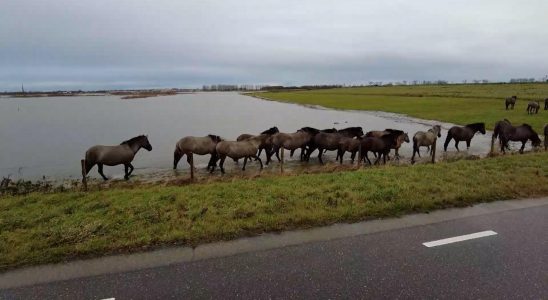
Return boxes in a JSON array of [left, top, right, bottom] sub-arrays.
[[173, 144, 184, 169], [443, 130, 452, 151]]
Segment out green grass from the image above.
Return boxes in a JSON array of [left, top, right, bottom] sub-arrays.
[[1, 152, 547, 270], [252, 83, 548, 132]]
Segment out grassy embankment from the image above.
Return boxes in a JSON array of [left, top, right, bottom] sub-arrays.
[[252, 83, 548, 132], [1, 152, 547, 270]]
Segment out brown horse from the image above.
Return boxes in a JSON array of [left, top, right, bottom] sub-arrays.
[[411, 125, 441, 164], [308, 127, 364, 164], [214, 135, 265, 173], [526, 101, 540, 114], [235, 126, 279, 162], [336, 136, 362, 164], [443, 123, 486, 151], [505, 96, 517, 110], [359, 131, 401, 165], [292, 127, 337, 160], [268, 127, 319, 164], [366, 129, 409, 159], [493, 121, 541, 153], [173, 135, 222, 171], [84, 135, 152, 181]]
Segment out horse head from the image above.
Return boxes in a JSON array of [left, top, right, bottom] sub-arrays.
[[433, 125, 442, 137], [262, 126, 280, 135], [142, 135, 152, 151]]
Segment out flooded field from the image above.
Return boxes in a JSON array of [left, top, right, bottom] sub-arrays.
[[0, 92, 500, 181]]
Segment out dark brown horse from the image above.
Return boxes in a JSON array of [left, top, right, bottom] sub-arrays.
[[84, 135, 152, 181], [291, 127, 337, 160], [492, 121, 541, 153], [307, 127, 364, 164], [336, 136, 362, 164], [359, 131, 401, 165], [443, 123, 486, 151], [505, 96, 517, 110], [526, 101, 540, 114], [366, 129, 409, 160]]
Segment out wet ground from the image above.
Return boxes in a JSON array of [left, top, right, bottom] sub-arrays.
[[0, 92, 528, 183]]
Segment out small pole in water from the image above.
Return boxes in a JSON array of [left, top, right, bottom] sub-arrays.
[[190, 154, 195, 180], [80, 159, 87, 191], [431, 139, 437, 164], [280, 148, 284, 174]]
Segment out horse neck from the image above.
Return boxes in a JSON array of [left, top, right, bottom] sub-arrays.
[[126, 142, 142, 154]]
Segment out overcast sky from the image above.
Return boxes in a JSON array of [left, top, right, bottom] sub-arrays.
[[1, 0, 547, 91]]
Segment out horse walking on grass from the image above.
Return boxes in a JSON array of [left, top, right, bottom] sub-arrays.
[[173, 135, 222, 171], [411, 125, 441, 164], [83, 135, 152, 181], [526, 101, 540, 114], [505, 96, 517, 110], [443, 123, 486, 151], [492, 120, 541, 154]]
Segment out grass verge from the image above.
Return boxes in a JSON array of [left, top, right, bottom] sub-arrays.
[[0, 152, 547, 271], [251, 83, 548, 132]]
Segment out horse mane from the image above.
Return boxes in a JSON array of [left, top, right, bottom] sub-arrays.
[[300, 127, 320, 134], [465, 123, 485, 130], [261, 126, 279, 135], [339, 126, 362, 132], [120, 135, 146, 145], [321, 128, 338, 133], [207, 134, 221, 142], [384, 128, 404, 135], [521, 124, 534, 131]]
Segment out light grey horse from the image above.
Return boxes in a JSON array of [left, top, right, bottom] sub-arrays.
[[84, 135, 152, 181], [411, 125, 441, 164], [173, 135, 222, 171], [214, 135, 266, 173]]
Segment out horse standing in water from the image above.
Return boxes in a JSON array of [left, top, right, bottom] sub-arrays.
[[493, 122, 541, 154], [83, 135, 152, 181], [307, 127, 364, 164], [173, 135, 223, 171], [443, 123, 486, 151], [505, 96, 517, 110], [365, 129, 409, 160], [214, 135, 266, 174], [359, 131, 401, 165], [236, 126, 279, 163], [268, 127, 319, 164], [526, 101, 540, 114], [411, 125, 441, 164]]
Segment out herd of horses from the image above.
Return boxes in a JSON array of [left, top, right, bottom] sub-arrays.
[[82, 119, 547, 181], [505, 96, 547, 114]]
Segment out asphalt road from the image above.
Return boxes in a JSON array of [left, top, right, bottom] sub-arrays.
[[1, 203, 547, 299]]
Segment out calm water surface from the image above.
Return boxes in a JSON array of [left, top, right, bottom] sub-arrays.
[[0, 92, 496, 181]]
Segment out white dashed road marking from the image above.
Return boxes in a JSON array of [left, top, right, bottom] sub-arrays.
[[423, 230, 498, 247]]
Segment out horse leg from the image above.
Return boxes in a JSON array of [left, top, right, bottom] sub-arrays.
[[124, 164, 130, 180], [466, 139, 471, 150], [350, 151, 356, 163], [186, 153, 195, 171], [97, 163, 108, 181], [338, 149, 344, 164], [219, 156, 226, 174], [318, 148, 324, 164], [395, 148, 400, 160], [290, 149, 295, 158], [242, 157, 248, 171], [275, 148, 281, 162], [127, 163, 135, 177], [411, 144, 417, 164], [455, 140, 460, 152], [520, 141, 526, 154], [365, 152, 372, 165], [254, 155, 263, 170], [173, 150, 183, 169]]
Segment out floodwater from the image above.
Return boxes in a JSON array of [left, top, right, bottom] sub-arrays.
[[0, 92, 501, 181]]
